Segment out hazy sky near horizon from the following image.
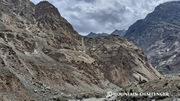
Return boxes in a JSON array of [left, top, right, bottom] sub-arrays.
[[31, 0, 177, 35]]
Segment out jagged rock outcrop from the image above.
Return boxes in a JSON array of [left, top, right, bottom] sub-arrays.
[[0, 0, 162, 100], [125, 1, 180, 74]]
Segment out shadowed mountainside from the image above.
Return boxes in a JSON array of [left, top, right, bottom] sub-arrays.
[[125, 1, 180, 74]]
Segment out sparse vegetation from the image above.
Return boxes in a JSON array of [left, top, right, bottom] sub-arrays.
[[138, 77, 147, 84], [138, 79, 147, 84], [56, 98, 61, 101], [6, 82, 10, 85], [53, 98, 61, 101], [176, 85, 180, 90], [158, 65, 171, 73]]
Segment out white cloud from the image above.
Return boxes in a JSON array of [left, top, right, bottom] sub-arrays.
[[30, 0, 41, 4], [30, 0, 178, 35]]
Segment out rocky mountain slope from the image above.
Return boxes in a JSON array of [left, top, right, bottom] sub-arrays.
[[125, 1, 180, 74], [119, 76, 180, 101], [0, 0, 162, 100], [111, 29, 126, 37], [84, 35, 162, 86]]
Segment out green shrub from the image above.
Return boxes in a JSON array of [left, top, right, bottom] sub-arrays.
[[53, 98, 61, 101], [138, 79, 147, 84], [57, 99, 61, 101], [138, 76, 147, 84], [176, 85, 180, 90]]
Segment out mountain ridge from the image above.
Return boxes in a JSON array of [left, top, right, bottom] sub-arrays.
[[86, 29, 126, 38], [86, 32, 108, 38], [125, 1, 180, 74], [111, 29, 126, 37]]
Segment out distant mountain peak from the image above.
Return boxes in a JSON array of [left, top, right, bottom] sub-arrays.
[[35, 1, 61, 19], [35, 1, 70, 30], [86, 32, 108, 38], [86, 29, 127, 38], [111, 29, 126, 37]]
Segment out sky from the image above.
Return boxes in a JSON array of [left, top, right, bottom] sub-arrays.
[[31, 0, 177, 35]]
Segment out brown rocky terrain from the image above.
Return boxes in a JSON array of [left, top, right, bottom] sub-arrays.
[[84, 35, 162, 86], [0, 0, 163, 100]]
